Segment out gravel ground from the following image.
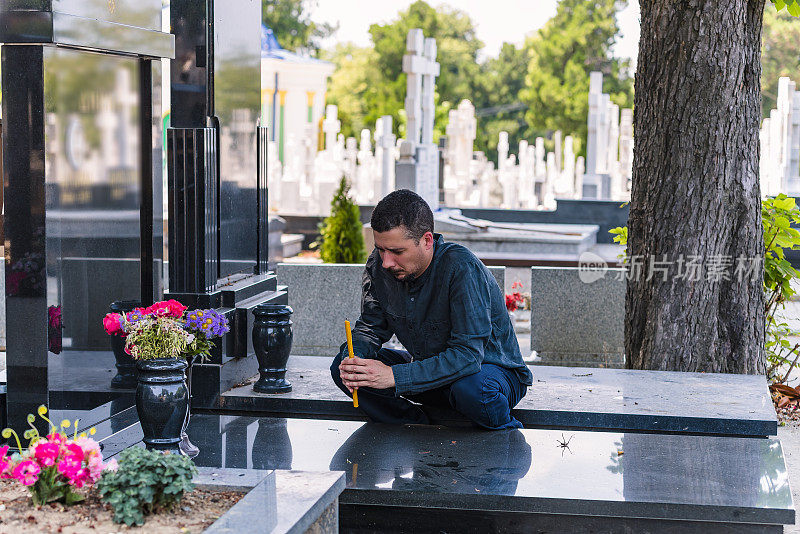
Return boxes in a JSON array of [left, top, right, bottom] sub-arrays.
[[0, 480, 243, 533]]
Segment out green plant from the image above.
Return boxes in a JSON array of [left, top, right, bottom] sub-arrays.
[[96, 447, 197, 526], [317, 177, 367, 264], [609, 194, 800, 383], [762, 195, 800, 382]]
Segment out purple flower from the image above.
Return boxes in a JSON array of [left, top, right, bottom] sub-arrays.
[[184, 309, 229, 338], [126, 308, 147, 323]]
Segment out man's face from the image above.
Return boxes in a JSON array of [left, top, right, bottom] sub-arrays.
[[373, 226, 434, 281]]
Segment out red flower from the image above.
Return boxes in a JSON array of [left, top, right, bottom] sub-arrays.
[[505, 294, 518, 312], [505, 292, 524, 312], [144, 299, 187, 318]]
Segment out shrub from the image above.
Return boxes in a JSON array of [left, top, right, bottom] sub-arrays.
[[96, 447, 197, 526], [318, 177, 367, 264]]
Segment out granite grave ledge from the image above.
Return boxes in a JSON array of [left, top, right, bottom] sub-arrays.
[[184, 415, 795, 533], [216, 356, 778, 437]]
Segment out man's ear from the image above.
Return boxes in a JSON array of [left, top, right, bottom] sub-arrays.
[[424, 231, 434, 250]]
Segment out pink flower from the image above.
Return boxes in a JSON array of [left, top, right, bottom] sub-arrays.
[[12, 460, 40, 486], [0, 457, 12, 479], [33, 441, 61, 467], [74, 436, 101, 460], [65, 443, 85, 461], [67, 467, 89, 488], [57, 450, 82, 479], [104, 458, 118, 472], [103, 313, 124, 336], [0, 446, 13, 479], [46, 432, 66, 444], [48, 306, 63, 330], [86, 455, 107, 482]]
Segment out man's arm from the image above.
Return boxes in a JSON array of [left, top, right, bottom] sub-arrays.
[[338, 269, 393, 360], [391, 262, 490, 395]]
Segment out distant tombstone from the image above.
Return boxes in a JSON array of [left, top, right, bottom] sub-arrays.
[[395, 140, 419, 192], [322, 104, 340, 152], [558, 135, 576, 198], [619, 108, 634, 196], [554, 130, 562, 173], [445, 99, 477, 205]]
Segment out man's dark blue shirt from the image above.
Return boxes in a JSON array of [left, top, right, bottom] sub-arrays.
[[341, 233, 533, 396]]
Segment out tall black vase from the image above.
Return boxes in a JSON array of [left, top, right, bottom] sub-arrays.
[[252, 304, 293, 393], [108, 300, 141, 389], [135, 357, 188, 454]]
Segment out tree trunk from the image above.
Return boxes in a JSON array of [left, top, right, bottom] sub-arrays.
[[627, 0, 766, 373]]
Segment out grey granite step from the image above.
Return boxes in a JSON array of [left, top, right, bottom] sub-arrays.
[[183, 414, 794, 533], [214, 355, 778, 437]]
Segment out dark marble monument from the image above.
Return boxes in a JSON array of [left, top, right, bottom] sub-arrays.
[[0, 0, 172, 432], [0, 0, 286, 433]]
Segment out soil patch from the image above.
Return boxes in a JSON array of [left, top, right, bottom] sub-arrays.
[[0, 479, 243, 533]]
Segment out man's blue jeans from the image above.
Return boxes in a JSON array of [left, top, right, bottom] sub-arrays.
[[330, 348, 527, 430]]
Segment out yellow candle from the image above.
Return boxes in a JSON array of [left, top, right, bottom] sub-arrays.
[[345, 320, 359, 407]]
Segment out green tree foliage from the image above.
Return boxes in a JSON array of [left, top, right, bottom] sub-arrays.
[[327, 1, 483, 140], [322, 43, 384, 140], [262, 0, 336, 56], [761, 5, 800, 117], [520, 0, 633, 157], [471, 42, 530, 163], [319, 177, 367, 264], [771, 0, 800, 16]]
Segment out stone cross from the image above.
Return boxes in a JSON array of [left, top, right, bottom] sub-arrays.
[[400, 29, 441, 209], [376, 115, 396, 198]]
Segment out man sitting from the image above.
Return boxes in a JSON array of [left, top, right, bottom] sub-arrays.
[[330, 189, 532, 429]]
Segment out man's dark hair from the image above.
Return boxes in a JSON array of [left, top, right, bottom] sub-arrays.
[[371, 189, 434, 243]]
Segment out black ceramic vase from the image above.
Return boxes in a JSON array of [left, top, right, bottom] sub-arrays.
[[135, 357, 189, 454], [252, 304, 293, 393], [109, 300, 140, 389]]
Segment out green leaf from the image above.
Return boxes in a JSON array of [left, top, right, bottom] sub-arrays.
[[789, 0, 800, 16], [775, 197, 796, 211], [775, 0, 788, 11]]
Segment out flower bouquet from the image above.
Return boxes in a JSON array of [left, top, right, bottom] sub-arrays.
[[102, 299, 229, 361], [0, 406, 117, 506], [102, 300, 229, 453]]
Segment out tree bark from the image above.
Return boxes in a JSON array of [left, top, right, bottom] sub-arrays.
[[627, 0, 766, 373]]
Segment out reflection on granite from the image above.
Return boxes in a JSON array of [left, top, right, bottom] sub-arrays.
[[185, 415, 794, 524], [221, 356, 778, 436]]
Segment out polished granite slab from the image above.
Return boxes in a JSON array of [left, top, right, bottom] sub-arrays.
[[195, 467, 343, 534], [217, 356, 777, 437], [183, 414, 794, 529]]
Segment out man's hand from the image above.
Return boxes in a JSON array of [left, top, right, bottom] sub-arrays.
[[339, 357, 395, 391]]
